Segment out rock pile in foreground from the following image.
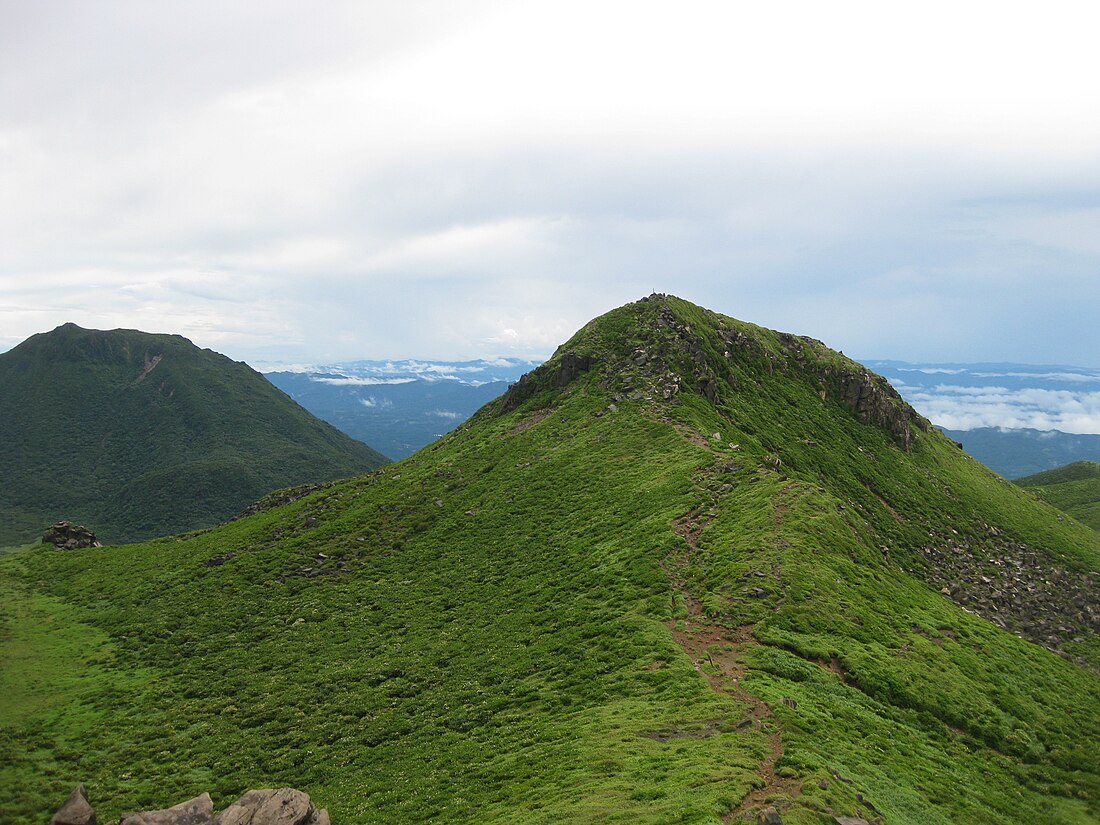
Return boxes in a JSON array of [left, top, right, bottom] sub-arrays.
[[50, 784, 331, 825]]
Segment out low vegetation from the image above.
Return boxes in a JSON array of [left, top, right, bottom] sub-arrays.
[[2, 297, 1097, 823], [1016, 461, 1100, 531]]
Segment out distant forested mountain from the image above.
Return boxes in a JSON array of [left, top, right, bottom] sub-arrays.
[[0, 324, 388, 545], [942, 427, 1100, 479]]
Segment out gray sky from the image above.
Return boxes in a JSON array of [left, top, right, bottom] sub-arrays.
[[2, 0, 1099, 367]]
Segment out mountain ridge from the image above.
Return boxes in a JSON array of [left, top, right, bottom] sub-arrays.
[[2, 296, 1098, 824]]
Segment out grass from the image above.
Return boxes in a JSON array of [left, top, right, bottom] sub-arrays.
[[2, 295, 1098, 823], [1017, 461, 1100, 531]]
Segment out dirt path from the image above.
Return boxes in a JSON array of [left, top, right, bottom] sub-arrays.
[[668, 511, 801, 822]]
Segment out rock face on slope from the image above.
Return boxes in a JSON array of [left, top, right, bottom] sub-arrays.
[[51, 786, 330, 825], [42, 521, 102, 550]]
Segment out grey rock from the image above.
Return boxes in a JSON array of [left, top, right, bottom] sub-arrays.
[[697, 377, 718, 402], [553, 352, 594, 388], [758, 807, 783, 824], [55, 786, 330, 825], [120, 793, 214, 825], [42, 521, 101, 550], [215, 788, 329, 825], [51, 784, 96, 825]]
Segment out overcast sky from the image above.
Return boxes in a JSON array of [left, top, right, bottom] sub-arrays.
[[2, 1, 1099, 369]]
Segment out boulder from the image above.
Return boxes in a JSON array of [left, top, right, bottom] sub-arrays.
[[51, 786, 330, 825], [120, 793, 214, 825], [50, 784, 96, 825], [215, 788, 329, 825]]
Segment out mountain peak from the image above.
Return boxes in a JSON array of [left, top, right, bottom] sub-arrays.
[[494, 294, 929, 450]]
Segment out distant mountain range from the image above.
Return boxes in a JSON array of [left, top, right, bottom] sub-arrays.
[[865, 360, 1100, 478], [940, 427, 1100, 480], [0, 324, 388, 545], [265, 358, 537, 459]]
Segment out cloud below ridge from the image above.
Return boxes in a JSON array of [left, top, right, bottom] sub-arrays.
[[905, 387, 1100, 434]]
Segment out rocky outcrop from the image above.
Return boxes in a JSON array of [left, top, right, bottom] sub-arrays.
[[42, 521, 102, 550], [815, 366, 931, 451], [51, 786, 330, 825], [50, 784, 96, 825], [552, 352, 594, 388], [498, 351, 595, 414], [234, 483, 333, 519], [215, 789, 331, 825]]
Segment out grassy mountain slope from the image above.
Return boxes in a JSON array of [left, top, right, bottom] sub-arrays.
[[2, 297, 1098, 824], [1017, 461, 1100, 531], [0, 323, 388, 545]]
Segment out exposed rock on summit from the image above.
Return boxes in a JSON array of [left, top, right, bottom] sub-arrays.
[[490, 294, 930, 452]]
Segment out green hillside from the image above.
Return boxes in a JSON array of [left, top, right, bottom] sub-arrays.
[[1017, 461, 1100, 531], [2, 296, 1098, 824], [0, 323, 388, 545]]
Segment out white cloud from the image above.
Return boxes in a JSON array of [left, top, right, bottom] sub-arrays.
[[907, 386, 1100, 434], [312, 376, 417, 386], [359, 397, 393, 409]]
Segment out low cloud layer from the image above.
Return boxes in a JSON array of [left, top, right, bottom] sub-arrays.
[[875, 362, 1100, 434], [907, 387, 1100, 433]]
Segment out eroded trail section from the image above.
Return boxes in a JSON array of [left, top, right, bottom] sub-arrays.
[[668, 508, 801, 822]]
